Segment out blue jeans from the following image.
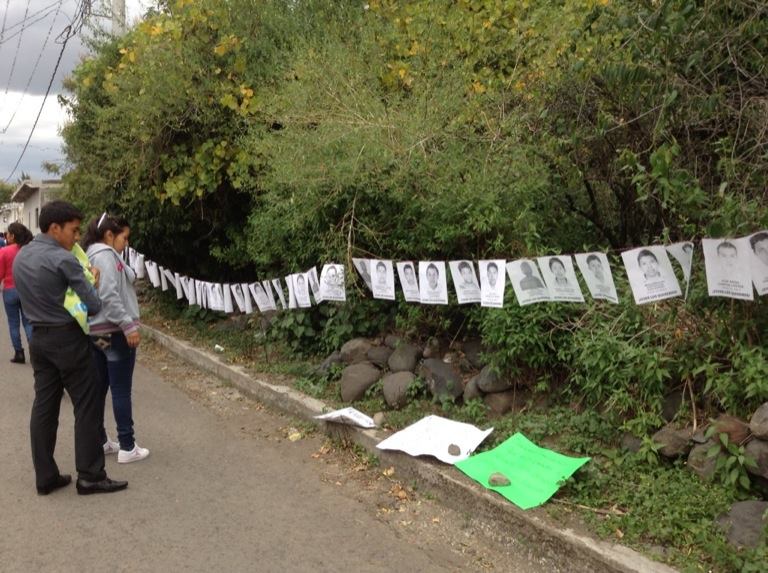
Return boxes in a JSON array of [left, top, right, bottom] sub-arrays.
[[93, 331, 137, 451], [3, 287, 32, 352]]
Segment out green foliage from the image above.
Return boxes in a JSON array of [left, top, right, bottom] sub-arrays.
[[705, 429, 759, 497]]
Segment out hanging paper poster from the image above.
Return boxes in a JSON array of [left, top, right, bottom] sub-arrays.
[[145, 261, 160, 288], [449, 260, 481, 304], [319, 264, 346, 302], [702, 238, 754, 301], [479, 260, 506, 308], [285, 274, 298, 309], [230, 283, 247, 313], [241, 283, 254, 314], [666, 241, 694, 284], [574, 252, 619, 304], [305, 267, 323, 304], [222, 284, 234, 313], [134, 253, 146, 279], [194, 280, 203, 307], [621, 246, 682, 304], [748, 231, 768, 296], [292, 273, 312, 308], [159, 266, 169, 291], [262, 280, 278, 309], [271, 278, 287, 309], [352, 258, 373, 291], [174, 272, 184, 300], [537, 255, 585, 303], [418, 261, 448, 305], [506, 259, 550, 306], [207, 283, 226, 311], [250, 282, 276, 312], [371, 259, 396, 301], [181, 277, 196, 305], [396, 261, 420, 303]]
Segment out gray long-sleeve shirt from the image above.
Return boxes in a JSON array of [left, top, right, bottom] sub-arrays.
[[12, 234, 102, 326]]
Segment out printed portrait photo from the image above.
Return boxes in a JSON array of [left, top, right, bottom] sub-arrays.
[[396, 261, 421, 303], [352, 258, 373, 291], [574, 252, 619, 304], [230, 283, 247, 313], [537, 255, 585, 303], [285, 274, 298, 309], [305, 266, 323, 304], [294, 273, 312, 308], [222, 283, 234, 313], [371, 259, 396, 301], [702, 237, 754, 301], [666, 241, 695, 285], [418, 261, 448, 305], [479, 259, 506, 308], [262, 280, 278, 309], [320, 264, 346, 302], [505, 259, 551, 306], [250, 281, 276, 312], [621, 246, 682, 305], [748, 231, 768, 296], [271, 278, 287, 310], [448, 260, 481, 304]]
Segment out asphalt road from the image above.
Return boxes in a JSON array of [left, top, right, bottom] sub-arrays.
[[0, 305, 545, 573]]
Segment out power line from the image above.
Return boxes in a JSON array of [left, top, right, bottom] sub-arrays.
[[4, 2, 88, 182], [2, 0, 62, 34], [2, 0, 32, 97], [0, 2, 63, 48], [0, 0, 11, 57], [1, 0, 65, 134]]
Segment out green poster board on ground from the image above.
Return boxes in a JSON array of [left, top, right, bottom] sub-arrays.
[[455, 432, 590, 510]]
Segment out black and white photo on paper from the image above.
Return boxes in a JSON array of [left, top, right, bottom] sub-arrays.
[[666, 241, 695, 285], [702, 238, 754, 301], [479, 259, 506, 308], [223, 284, 234, 313], [319, 264, 346, 302], [505, 259, 550, 306], [537, 255, 585, 303], [418, 261, 449, 305], [271, 278, 287, 309], [621, 246, 682, 304], [194, 280, 203, 307], [285, 274, 298, 309], [449, 260, 481, 304], [230, 283, 247, 313], [371, 259, 396, 300], [250, 282, 276, 312], [574, 252, 619, 304], [748, 231, 768, 296], [294, 273, 312, 308], [306, 267, 323, 304], [174, 272, 184, 300], [352, 258, 373, 291], [396, 261, 420, 303], [262, 280, 278, 309]]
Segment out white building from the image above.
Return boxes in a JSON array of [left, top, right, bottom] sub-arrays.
[[10, 180, 64, 234]]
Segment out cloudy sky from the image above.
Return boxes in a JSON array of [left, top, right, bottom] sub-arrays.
[[0, 0, 152, 184]]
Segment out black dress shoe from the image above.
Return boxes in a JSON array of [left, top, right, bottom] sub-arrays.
[[37, 474, 72, 495], [76, 477, 128, 495], [10, 349, 25, 364]]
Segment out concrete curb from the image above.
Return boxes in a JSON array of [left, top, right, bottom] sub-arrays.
[[142, 324, 677, 573]]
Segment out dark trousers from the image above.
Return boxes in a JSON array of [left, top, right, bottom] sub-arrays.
[[94, 331, 138, 451], [29, 323, 107, 488]]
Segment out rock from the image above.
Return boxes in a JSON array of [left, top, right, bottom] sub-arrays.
[[312, 351, 342, 376], [661, 389, 684, 422], [652, 424, 693, 459], [712, 414, 750, 445], [422, 337, 441, 359], [691, 427, 708, 444], [462, 339, 486, 369], [716, 500, 768, 548], [476, 365, 513, 394], [463, 375, 483, 402], [384, 334, 403, 349], [419, 359, 462, 402], [620, 433, 642, 453], [340, 362, 383, 402], [484, 389, 518, 417], [447, 444, 461, 457], [687, 440, 720, 480], [488, 472, 511, 487], [388, 343, 422, 373], [745, 439, 768, 479], [340, 338, 373, 365], [749, 402, 768, 440], [373, 412, 386, 426], [367, 346, 394, 368], [382, 372, 416, 409], [214, 314, 251, 332]]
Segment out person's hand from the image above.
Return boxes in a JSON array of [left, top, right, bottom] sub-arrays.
[[91, 266, 101, 288], [126, 331, 140, 348]]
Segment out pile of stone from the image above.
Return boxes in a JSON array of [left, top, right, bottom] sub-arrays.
[[315, 335, 527, 415], [649, 403, 768, 548]]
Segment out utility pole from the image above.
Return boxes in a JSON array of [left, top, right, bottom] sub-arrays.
[[112, 0, 126, 36]]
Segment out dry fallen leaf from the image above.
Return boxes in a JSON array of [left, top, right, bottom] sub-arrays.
[[432, 517, 440, 524], [615, 528, 624, 539], [382, 466, 395, 477], [288, 432, 302, 442]]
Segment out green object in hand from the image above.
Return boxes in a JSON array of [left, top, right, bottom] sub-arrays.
[[64, 243, 96, 334]]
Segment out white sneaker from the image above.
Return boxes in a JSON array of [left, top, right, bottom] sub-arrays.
[[103, 439, 120, 455], [117, 444, 150, 464]]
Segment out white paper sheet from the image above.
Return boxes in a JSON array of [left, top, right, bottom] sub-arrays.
[[371, 259, 396, 301], [396, 261, 420, 303], [478, 259, 506, 308], [621, 246, 682, 305], [352, 258, 373, 291], [376, 415, 494, 464], [262, 280, 278, 309], [159, 266, 169, 291], [314, 407, 376, 429], [537, 255, 585, 303], [241, 283, 254, 314], [449, 260, 481, 304], [271, 278, 287, 309], [702, 237, 754, 301], [249, 282, 276, 312], [222, 283, 234, 313], [575, 252, 619, 304], [319, 264, 346, 302], [306, 267, 323, 304], [174, 272, 184, 300], [506, 259, 550, 306], [418, 261, 449, 305], [749, 231, 768, 296], [145, 261, 160, 288]]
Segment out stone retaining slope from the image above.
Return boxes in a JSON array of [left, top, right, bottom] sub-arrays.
[[143, 324, 678, 573]]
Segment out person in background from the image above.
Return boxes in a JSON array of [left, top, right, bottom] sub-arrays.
[[0, 231, 6, 247], [82, 213, 149, 464], [0, 222, 34, 363], [13, 200, 127, 495]]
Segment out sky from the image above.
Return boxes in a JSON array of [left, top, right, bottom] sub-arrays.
[[0, 0, 153, 184]]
